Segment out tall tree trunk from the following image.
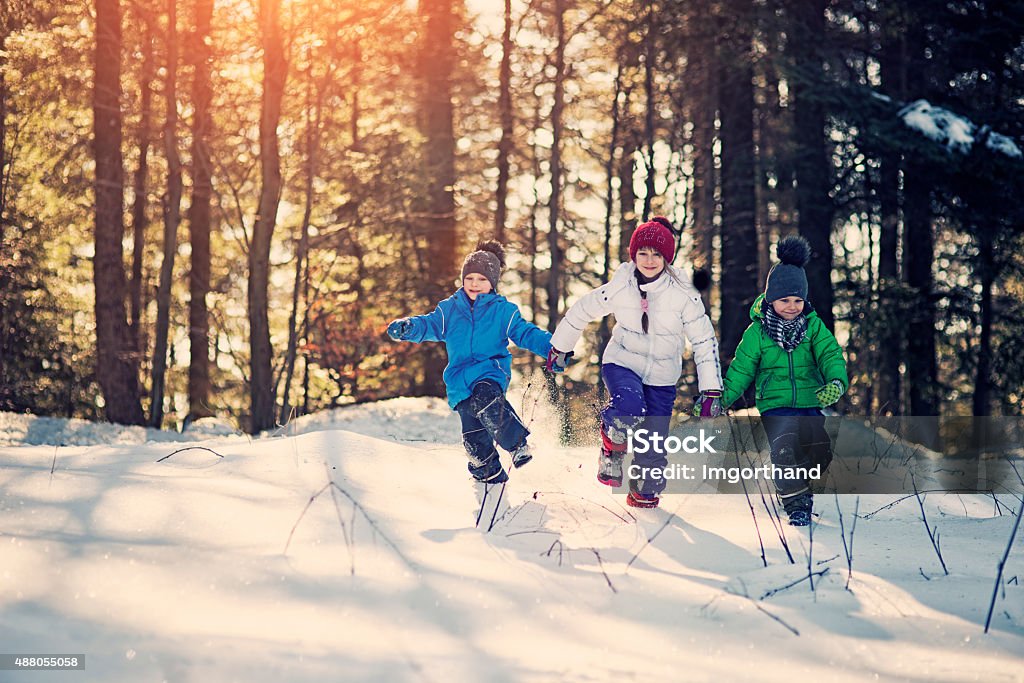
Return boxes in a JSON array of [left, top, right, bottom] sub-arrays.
[[418, 0, 458, 395], [787, 0, 835, 330], [93, 0, 144, 424], [598, 63, 624, 369], [903, 164, 939, 416], [875, 29, 904, 415], [641, 2, 656, 221], [0, 28, 8, 386], [0, 30, 9, 248], [546, 0, 566, 332], [129, 18, 154, 355], [494, 0, 513, 242], [187, 0, 213, 421], [684, 20, 717, 312], [717, 1, 759, 364], [150, 0, 183, 428], [248, 0, 287, 433], [618, 136, 637, 264], [973, 232, 994, 416], [280, 67, 319, 424]]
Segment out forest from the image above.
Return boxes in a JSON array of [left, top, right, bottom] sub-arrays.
[[1, 0, 1022, 433]]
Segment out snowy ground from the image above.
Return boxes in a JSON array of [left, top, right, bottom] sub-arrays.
[[1, 397, 1022, 682]]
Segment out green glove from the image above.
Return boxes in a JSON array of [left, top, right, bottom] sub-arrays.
[[815, 379, 844, 407]]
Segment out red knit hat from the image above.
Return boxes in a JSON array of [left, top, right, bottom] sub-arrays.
[[628, 217, 675, 263]]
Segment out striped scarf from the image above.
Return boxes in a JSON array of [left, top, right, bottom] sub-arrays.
[[761, 302, 808, 351]]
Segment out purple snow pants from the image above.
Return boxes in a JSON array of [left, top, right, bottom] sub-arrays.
[[601, 364, 677, 496]]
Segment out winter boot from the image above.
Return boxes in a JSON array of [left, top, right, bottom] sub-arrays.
[[510, 441, 533, 469], [470, 456, 509, 484], [788, 509, 811, 527], [783, 491, 813, 527], [597, 447, 624, 487], [626, 477, 659, 509]]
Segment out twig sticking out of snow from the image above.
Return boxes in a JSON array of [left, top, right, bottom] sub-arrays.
[[727, 417, 768, 567], [156, 446, 225, 462], [912, 473, 949, 576], [543, 539, 565, 566], [862, 490, 978, 519], [724, 580, 802, 636], [807, 515, 818, 594], [834, 493, 859, 591], [984, 495, 1024, 633], [759, 568, 831, 601], [283, 466, 417, 574], [590, 549, 618, 593], [625, 512, 676, 571]]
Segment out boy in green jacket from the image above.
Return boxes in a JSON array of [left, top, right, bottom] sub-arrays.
[[721, 235, 848, 526]]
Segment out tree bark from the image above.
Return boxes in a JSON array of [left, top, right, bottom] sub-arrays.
[[903, 164, 939, 416], [717, 0, 759, 363], [129, 17, 154, 356], [248, 0, 287, 433], [641, 2, 656, 222], [618, 136, 637, 264], [418, 0, 458, 394], [787, 0, 835, 330], [546, 0, 566, 331], [684, 17, 717, 313], [150, 0, 183, 428], [280, 67, 320, 424], [494, 0, 513, 242], [93, 0, 145, 424], [875, 29, 903, 415], [187, 0, 213, 421]]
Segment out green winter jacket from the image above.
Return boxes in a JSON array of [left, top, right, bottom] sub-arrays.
[[722, 294, 848, 411]]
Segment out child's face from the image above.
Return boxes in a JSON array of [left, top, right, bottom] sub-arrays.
[[771, 296, 805, 320], [463, 273, 493, 300], [635, 247, 665, 279]]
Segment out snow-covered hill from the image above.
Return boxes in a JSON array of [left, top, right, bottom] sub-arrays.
[[1, 399, 1022, 682]]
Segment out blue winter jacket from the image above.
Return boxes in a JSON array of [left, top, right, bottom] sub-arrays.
[[404, 290, 553, 409]]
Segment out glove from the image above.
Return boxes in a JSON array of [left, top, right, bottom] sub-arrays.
[[692, 389, 724, 418], [387, 318, 412, 341], [816, 379, 844, 407], [545, 348, 573, 373]]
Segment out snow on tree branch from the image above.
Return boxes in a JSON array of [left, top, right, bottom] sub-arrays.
[[898, 99, 1023, 159]]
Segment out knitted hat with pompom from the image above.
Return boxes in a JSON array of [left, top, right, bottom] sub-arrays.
[[765, 235, 811, 302], [461, 240, 506, 289]]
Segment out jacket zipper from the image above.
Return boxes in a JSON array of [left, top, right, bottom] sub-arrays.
[[788, 349, 797, 407]]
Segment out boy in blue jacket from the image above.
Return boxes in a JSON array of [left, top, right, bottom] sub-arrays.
[[387, 241, 553, 484]]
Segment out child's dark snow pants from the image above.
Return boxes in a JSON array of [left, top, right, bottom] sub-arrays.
[[760, 407, 832, 514], [456, 380, 529, 481]]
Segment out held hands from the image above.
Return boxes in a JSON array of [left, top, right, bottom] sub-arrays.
[[816, 379, 844, 407], [691, 389, 724, 418], [545, 347, 573, 373], [387, 318, 413, 341]]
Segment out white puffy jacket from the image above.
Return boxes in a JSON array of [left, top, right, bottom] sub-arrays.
[[551, 262, 723, 390]]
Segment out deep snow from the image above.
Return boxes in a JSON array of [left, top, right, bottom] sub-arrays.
[[1, 397, 1022, 682]]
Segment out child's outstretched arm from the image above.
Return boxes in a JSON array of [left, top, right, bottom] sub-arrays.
[[721, 325, 762, 409], [387, 303, 448, 344], [680, 295, 724, 392], [549, 282, 616, 355], [812, 324, 849, 406], [507, 308, 553, 359]]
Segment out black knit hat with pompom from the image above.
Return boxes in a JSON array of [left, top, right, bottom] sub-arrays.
[[461, 240, 505, 289], [765, 235, 811, 302]]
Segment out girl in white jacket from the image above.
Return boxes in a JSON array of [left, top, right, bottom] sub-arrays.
[[547, 217, 724, 508]]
